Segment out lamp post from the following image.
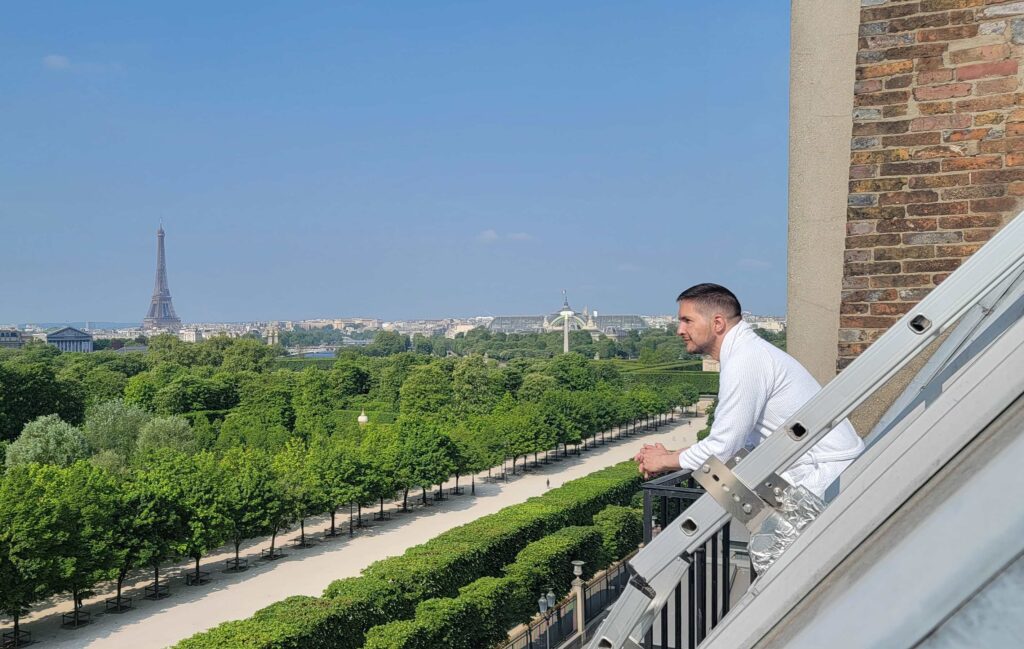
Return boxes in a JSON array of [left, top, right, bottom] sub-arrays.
[[538, 590, 556, 649]]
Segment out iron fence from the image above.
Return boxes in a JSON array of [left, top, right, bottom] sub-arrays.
[[640, 469, 746, 649], [582, 559, 631, 625], [502, 597, 578, 649]]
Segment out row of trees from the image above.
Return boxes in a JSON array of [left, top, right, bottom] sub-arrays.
[[276, 324, 696, 362], [1, 340, 703, 636]]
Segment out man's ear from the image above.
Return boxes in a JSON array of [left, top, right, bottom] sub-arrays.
[[713, 313, 727, 334]]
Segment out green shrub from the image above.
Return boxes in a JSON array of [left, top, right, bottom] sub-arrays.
[[623, 371, 718, 395], [593, 505, 642, 562], [175, 462, 641, 648], [363, 527, 605, 649], [274, 357, 337, 371]]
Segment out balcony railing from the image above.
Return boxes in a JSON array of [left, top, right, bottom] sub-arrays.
[[639, 469, 751, 649]]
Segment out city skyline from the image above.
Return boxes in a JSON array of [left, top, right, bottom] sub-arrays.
[[1, 2, 790, 323]]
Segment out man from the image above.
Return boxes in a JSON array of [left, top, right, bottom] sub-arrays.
[[635, 284, 864, 498]]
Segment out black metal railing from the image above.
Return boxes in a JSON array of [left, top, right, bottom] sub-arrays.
[[502, 597, 578, 649], [640, 469, 743, 649], [582, 559, 631, 626]]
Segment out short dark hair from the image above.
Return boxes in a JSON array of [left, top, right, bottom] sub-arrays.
[[676, 283, 742, 319]]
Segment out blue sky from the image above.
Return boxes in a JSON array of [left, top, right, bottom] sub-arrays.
[[0, 2, 791, 323]]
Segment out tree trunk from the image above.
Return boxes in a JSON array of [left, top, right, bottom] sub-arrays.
[[455, 473, 460, 492], [380, 497, 385, 517], [330, 510, 337, 536], [300, 519, 306, 544], [422, 487, 428, 504], [349, 502, 354, 536], [153, 563, 161, 592], [234, 540, 242, 565], [195, 556, 201, 581], [270, 530, 278, 557], [357, 504, 363, 525], [117, 565, 130, 600], [403, 489, 409, 511], [471, 474, 476, 495]]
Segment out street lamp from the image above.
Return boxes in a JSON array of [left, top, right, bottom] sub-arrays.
[[538, 590, 556, 649]]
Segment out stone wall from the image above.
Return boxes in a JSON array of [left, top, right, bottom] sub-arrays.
[[840, 0, 1024, 370]]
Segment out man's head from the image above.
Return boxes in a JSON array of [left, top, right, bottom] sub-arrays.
[[676, 283, 742, 358]]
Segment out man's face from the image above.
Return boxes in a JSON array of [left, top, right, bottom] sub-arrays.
[[677, 300, 714, 355]]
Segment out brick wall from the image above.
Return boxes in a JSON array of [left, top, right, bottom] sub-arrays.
[[840, 0, 1024, 370]]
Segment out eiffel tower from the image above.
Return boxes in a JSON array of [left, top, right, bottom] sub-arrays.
[[142, 224, 182, 332]]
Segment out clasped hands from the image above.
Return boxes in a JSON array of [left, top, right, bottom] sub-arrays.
[[633, 442, 684, 479]]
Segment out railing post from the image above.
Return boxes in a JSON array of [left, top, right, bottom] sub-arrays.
[[573, 576, 586, 638], [643, 489, 653, 543]]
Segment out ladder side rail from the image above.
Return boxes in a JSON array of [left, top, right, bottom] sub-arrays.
[[729, 210, 1024, 497], [868, 267, 1024, 445]]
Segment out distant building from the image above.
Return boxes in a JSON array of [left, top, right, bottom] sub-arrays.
[[179, 328, 203, 343], [45, 327, 93, 353], [702, 356, 720, 372], [0, 329, 23, 349], [488, 301, 650, 337]]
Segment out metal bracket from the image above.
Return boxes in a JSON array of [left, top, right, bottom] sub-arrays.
[[724, 447, 749, 469], [691, 455, 771, 530], [727, 447, 793, 506]]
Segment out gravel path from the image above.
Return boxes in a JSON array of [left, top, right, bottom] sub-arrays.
[[11, 415, 703, 649]]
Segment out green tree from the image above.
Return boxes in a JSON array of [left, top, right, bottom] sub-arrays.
[[360, 423, 405, 515], [375, 353, 423, 409], [399, 424, 458, 504], [451, 356, 500, 418], [50, 462, 118, 621], [216, 371, 295, 450], [293, 368, 335, 439], [136, 415, 196, 455], [178, 451, 230, 584], [367, 330, 410, 356], [0, 360, 86, 441], [79, 365, 129, 406], [0, 464, 69, 639], [449, 416, 496, 495], [330, 361, 372, 401], [517, 372, 558, 402], [221, 338, 279, 373], [271, 438, 323, 551], [398, 363, 453, 419], [132, 450, 191, 598], [309, 434, 364, 536], [5, 414, 89, 468], [219, 447, 282, 567], [83, 399, 152, 463], [545, 352, 597, 391]]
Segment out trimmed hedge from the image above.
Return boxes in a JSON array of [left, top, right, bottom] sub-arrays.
[[363, 526, 607, 649], [593, 505, 642, 561], [174, 462, 641, 649], [274, 357, 337, 370], [624, 370, 719, 395]]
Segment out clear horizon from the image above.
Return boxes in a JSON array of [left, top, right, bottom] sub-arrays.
[[1, 2, 791, 323]]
